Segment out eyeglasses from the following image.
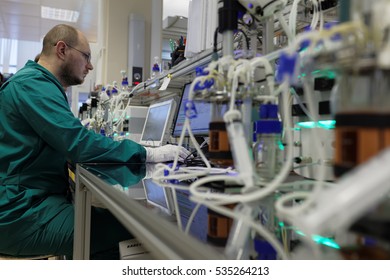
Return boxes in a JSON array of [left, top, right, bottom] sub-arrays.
[[66, 44, 91, 64], [54, 42, 91, 64]]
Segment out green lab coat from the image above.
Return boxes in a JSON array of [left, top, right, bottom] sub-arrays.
[[0, 60, 146, 248]]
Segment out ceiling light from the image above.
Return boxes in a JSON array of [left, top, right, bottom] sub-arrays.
[[41, 6, 80, 23]]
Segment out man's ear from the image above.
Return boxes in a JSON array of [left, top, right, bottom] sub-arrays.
[[55, 41, 67, 61]]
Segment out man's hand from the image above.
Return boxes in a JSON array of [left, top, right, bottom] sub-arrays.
[[145, 144, 191, 163]]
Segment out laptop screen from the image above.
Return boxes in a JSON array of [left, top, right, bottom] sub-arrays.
[[142, 179, 174, 215], [139, 99, 175, 147], [172, 83, 213, 137]]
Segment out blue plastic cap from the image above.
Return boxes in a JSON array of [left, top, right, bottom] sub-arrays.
[[152, 64, 160, 72], [122, 77, 128, 86], [255, 120, 282, 134], [276, 52, 298, 83], [254, 238, 277, 260], [259, 104, 279, 119], [111, 87, 118, 94]]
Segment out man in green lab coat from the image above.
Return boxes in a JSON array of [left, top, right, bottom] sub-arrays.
[[0, 24, 189, 259]]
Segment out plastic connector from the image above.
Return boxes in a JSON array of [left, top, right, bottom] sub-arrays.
[[276, 52, 298, 84], [299, 26, 312, 52], [184, 101, 198, 119], [193, 79, 215, 91], [195, 67, 209, 77]]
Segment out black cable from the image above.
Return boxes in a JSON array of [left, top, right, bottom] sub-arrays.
[[213, 26, 219, 52], [183, 143, 212, 167], [235, 29, 250, 51]]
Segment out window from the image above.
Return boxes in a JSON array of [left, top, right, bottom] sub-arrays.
[[0, 38, 18, 74]]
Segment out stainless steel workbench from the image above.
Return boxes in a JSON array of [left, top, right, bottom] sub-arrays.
[[72, 163, 223, 260]]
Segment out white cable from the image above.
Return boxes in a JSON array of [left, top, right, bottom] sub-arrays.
[[310, 0, 319, 31], [318, 0, 324, 32], [184, 202, 202, 235], [189, 79, 294, 205], [288, 0, 301, 39], [276, 10, 294, 43], [250, 56, 275, 96], [171, 187, 183, 231], [191, 197, 290, 260]]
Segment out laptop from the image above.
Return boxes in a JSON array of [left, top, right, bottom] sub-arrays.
[[139, 99, 176, 147]]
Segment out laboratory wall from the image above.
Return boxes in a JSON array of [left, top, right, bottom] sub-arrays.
[[104, 0, 154, 85]]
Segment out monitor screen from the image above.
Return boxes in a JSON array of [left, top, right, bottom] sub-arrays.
[[142, 179, 174, 215], [140, 99, 175, 147], [173, 83, 212, 137]]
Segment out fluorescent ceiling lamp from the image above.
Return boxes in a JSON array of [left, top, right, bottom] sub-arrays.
[[41, 6, 80, 23]]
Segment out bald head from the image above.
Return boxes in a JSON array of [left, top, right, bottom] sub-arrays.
[[41, 24, 79, 56], [38, 24, 93, 88]]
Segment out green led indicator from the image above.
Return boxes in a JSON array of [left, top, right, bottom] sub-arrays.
[[297, 69, 336, 80], [278, 140, 285, 151], [312, 235, 340, 249], [297, 120, 335, 130], [295, 230, 340, 249]]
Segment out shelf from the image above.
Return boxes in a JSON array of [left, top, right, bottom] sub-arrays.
[[130, 48, 217, 104]]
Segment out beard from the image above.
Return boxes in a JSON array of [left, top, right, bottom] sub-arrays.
[[59, 61, 84, 87]]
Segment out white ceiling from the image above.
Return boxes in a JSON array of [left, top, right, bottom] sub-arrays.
[[0, 0, 99, 42], [0, 0, 191, 43]]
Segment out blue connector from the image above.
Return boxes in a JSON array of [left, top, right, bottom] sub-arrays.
[[276, 52, 298, 83], [195, 66, 209, 77], [121, 77, 128, 86], [164, 163, 180, 180], [184, 101, 198, 119], [299, 26, 313, 52]]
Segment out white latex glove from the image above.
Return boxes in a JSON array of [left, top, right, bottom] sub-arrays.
[[144, 163, 160, 179], [144, 144, 191, 163]]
